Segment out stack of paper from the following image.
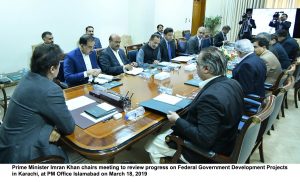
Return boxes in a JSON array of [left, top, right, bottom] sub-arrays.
[[172, 56, 195, 62], [125, 67, 144, 75], [184, 63, 196, 71]]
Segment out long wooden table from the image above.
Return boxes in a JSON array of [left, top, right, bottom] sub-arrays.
[[61, 66, 199, 161]]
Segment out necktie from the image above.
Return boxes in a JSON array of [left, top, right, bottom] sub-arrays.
[[167, 41, 172, 60]]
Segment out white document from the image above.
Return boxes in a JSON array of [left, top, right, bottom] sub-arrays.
[[184, 63, 196, 71], [97, 102, 116, 111], [94, 77, 109, 84], [97, 74, 113, 81], [80, 111, 118, 123], [154, 72, 170, 80], [66, 96, 95, 111], [171, 56, 194, 62], [153, 93, 182, 105], [125, 67, 144, 75]]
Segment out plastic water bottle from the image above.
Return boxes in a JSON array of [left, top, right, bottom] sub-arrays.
[[125, 106, 145, 121]]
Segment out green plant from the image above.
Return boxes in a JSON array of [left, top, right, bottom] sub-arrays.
[[204, 16, 222, 36]]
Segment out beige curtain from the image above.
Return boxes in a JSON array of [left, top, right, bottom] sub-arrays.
[[265, 0, 300, 8], [218, 0, 266, 42]]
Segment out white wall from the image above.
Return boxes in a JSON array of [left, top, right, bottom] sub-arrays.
[[0, 0, 129, 73], [154, 0, 193, 31], [0, 0, 193, 73]]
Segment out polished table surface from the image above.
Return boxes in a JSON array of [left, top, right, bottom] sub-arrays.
[[62, 66, 199, 160]]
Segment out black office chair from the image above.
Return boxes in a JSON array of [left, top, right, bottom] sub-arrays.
[[176, 38, 189, 56], [127, 50, 138, 63], [54, 60, 68, 89]]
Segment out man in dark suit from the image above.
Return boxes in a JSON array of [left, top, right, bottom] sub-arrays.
[[186, 27, 211, 55], [145, 47, 244, 163], [269, 13, 291, 34], [160, 27, 176, 62], [238, 11, 256, 40], [277, 30, 300, 63], [214, 25, 231, 47], [99, 34, 136, 75], [86, 26, 102, 51], [270, 34, 291, 69], [64, 34, 101, 87], [232, 39, 267, 97], [0, 44, 75, 163], [155, 24, 164, 38]]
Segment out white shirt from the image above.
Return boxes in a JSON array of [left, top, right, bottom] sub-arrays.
[[81, 51, 93, 79], [111, 48, 124, 66], [198, 75, 220, 88]]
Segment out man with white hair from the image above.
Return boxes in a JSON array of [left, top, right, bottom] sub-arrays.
[[232, 39, 267, 97]]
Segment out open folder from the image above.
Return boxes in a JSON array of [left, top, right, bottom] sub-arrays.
[[140, 94, 192, 114]]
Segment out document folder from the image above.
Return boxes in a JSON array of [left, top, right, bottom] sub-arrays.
[[140, 97, 191, 114], [84, 106, 116, 118], [184, 79, 202, 87], [101, 81, 123, 89]]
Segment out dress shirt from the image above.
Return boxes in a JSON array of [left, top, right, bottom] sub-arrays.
[[111, 48, 124, 66], [198, 75, 220, 88], [81, 51, 93, 80]]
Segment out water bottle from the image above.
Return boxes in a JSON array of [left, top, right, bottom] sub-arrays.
[[125, 106, 145, 121]]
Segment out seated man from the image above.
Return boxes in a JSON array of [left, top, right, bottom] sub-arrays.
[[64, 34, 101, 87], [136, 34, 161, 68], [270, 34, 291, 69], [99, 34, 136, 75], [0, 44, 75, 163], [145, 47, 244, 163], [41, 31, 54, 44], [214, 26, 231, 47], [232, 39, 267, 97], [277, 29, 300, 62], [186, 27, 210, 55], [86, 26, 102, 51], [253, 37, 282, 85], [160, 27, 176, 62]]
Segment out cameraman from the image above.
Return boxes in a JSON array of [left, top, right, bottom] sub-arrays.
[[238, 10, 256, 40], [269, 13, 291, 34]]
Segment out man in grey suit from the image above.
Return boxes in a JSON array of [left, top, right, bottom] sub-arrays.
[[186, 27, 211, 55], [0, 44, 75, 163]]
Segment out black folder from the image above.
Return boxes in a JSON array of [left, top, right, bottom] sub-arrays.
[[184, 79, 202, 87], [140, 97, 192, 114], [84, 106, 115, 118]]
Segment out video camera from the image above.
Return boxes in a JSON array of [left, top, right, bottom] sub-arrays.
[[242, 13, 247, 19], [273, 11, 284, 20]]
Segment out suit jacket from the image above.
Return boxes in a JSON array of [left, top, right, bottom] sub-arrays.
[[160, 39, 176, 62], [94, 37, 102, 49], [0, 72, 75, 163], [238, 18, 256, 39], [272, 42, 291, 69], [260, 50, 282, 84], [172, 76, 244, 163], [214, 31, 226, 47], [186, 36, 212, 55], [280, 37, 300, 62], [232, 53, 267, 97], [64, 48, 99, 87], [99, 47, 130, 75]]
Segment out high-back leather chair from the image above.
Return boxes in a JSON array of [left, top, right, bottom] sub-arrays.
[[161, 95, 275, 164]]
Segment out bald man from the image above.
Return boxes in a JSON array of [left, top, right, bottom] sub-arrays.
[[99, 34, 137, 75], [186, 27, 211, 55]]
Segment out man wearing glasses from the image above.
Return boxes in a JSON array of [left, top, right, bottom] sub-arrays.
[[64, 34, 101, 87]]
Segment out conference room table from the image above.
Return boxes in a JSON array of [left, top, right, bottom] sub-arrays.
[[61, 65, 200, 162]]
